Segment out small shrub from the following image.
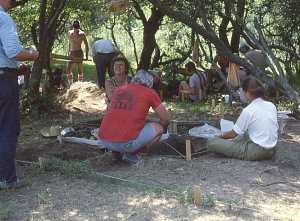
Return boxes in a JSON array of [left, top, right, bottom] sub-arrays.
[[0, 202, 14, 220], [41, 157, 92, 178]]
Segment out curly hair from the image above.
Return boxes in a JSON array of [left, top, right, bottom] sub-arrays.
[[110, 56, 130, 76]]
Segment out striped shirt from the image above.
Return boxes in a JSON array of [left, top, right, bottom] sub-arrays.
[[0, 6, 23, 69]]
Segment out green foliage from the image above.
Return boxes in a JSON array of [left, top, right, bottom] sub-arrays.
[[41, 157, 92, 178], [166, 100, 210, 114]]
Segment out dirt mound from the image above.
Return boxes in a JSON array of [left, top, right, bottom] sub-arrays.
[[60, 82, 107, 113]]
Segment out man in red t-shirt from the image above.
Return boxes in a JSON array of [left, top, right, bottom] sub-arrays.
[[98, 69, 171, 164]]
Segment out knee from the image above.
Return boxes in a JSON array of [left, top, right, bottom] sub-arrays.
[[151, 123, 164, 136]]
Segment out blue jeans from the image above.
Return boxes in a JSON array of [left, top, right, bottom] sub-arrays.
[[0, 74, 19, 183], [98, 123, 158, 163]]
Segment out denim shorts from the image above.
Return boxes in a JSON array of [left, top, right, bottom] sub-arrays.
[[97, 122, 157, 153]]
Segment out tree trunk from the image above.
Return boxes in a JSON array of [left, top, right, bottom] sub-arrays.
[[30, 0, 67, 98], [138, 7, 163, 69], [230, 0, 246, 53]]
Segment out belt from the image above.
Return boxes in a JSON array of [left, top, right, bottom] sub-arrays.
[[0, 68, 18, 76], [96, 52, 115, 55]]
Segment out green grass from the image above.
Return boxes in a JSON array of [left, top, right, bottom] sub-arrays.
[[51, 60, 97, 82], [0, 202, 14, 220], [165, 100, 210, 114], [40, 157, 92, 178]]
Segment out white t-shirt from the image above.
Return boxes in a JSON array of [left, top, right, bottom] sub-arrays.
[[189, 73, 200, 101], [233, 98, 278, 148], [92, 39, 116, 56]]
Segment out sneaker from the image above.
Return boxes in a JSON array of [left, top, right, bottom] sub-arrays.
[[122, 153, 143, 165], [0, 177, 26, 191]]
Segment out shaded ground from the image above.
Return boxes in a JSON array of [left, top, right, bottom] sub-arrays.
[[1, 116, 300, 221], [1, 83, 300, 220]]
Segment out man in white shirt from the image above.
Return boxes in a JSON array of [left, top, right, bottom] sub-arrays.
[[92, 39, 118, 88], [207, 77, 278, 160]]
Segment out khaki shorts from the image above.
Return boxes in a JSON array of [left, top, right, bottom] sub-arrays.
[[69, 49, 84, 63]]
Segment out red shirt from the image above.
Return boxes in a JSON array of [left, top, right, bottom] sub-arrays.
[[99, 84, 161, 142]]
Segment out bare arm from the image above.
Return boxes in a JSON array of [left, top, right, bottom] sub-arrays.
[[154, 104, 171, 128], [15, 49, 39, 61], [105, 80, 114, 101], [83, 34, 89, 59], [220, 129, 238, 139]]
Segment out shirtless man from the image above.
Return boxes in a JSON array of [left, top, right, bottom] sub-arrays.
[[66, 20, 89, 84]]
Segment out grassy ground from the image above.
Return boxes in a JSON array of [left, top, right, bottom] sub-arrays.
[[51, 60, 98, 83], [1, 99, 300, 220]]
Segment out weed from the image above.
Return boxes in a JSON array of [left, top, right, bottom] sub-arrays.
[[177, 187, 193, 205], [0, 202, 14, 220], [41, 157, 92, 178], [37, 189, 52, 205], [203, 193, 216, 208]]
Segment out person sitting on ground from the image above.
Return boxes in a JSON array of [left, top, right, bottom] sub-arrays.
[[105, 56, 130, 102], [98, 69, 171, 164], [207, 77, 278, 161], [178, 61, 208, 102]]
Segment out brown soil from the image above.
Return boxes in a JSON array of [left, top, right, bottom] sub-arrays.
[[60, 81, 107, 113], [1, 86, 300, 220]]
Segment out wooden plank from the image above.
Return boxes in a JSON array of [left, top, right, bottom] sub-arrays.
[[170, 120, 178, 134], [50, 53, 91, 62], [185, 139, 192, 161], [58, 136, 105, 150]]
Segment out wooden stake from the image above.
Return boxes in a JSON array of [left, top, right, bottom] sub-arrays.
[[186, 139, 192, 161], [192, 185, 202, 206], [172, 120, 178, 134]]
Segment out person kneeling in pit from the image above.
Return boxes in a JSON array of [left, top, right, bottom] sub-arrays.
[[207, 77, 278, 161], [98, 69, 171, 164]]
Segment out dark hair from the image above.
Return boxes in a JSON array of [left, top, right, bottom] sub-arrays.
[[185, 61, 196, 72], [242, 77, 265, 98], [72, 20, 80, 29], [110, 56, 130, 76], [239, 45, 250, 54]]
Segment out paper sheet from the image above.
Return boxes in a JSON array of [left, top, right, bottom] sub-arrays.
[[220, 119, 234, 133]]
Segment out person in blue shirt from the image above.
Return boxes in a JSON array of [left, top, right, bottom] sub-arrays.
[[0, 0, 39, 190]]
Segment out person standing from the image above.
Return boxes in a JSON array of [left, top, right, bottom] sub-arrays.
[[92, 38, 118, 88], [66, 20, 89, 84], [0, 0, 39, 189]]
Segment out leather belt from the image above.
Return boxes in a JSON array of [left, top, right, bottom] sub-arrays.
[[0, 68, 18, 77]]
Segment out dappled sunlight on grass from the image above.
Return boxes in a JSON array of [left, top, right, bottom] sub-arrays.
[[165, 100, 210, 114]]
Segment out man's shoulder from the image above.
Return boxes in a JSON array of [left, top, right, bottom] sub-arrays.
[[0, 11, 12, 23], [79, 30, 86, 36]]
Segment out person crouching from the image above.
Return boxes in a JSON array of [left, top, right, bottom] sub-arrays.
[[207, 77, 278, 160], [98, 69, 171, 164]]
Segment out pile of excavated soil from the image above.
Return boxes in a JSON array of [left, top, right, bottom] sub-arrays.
[[60, 82, 107, 113]]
